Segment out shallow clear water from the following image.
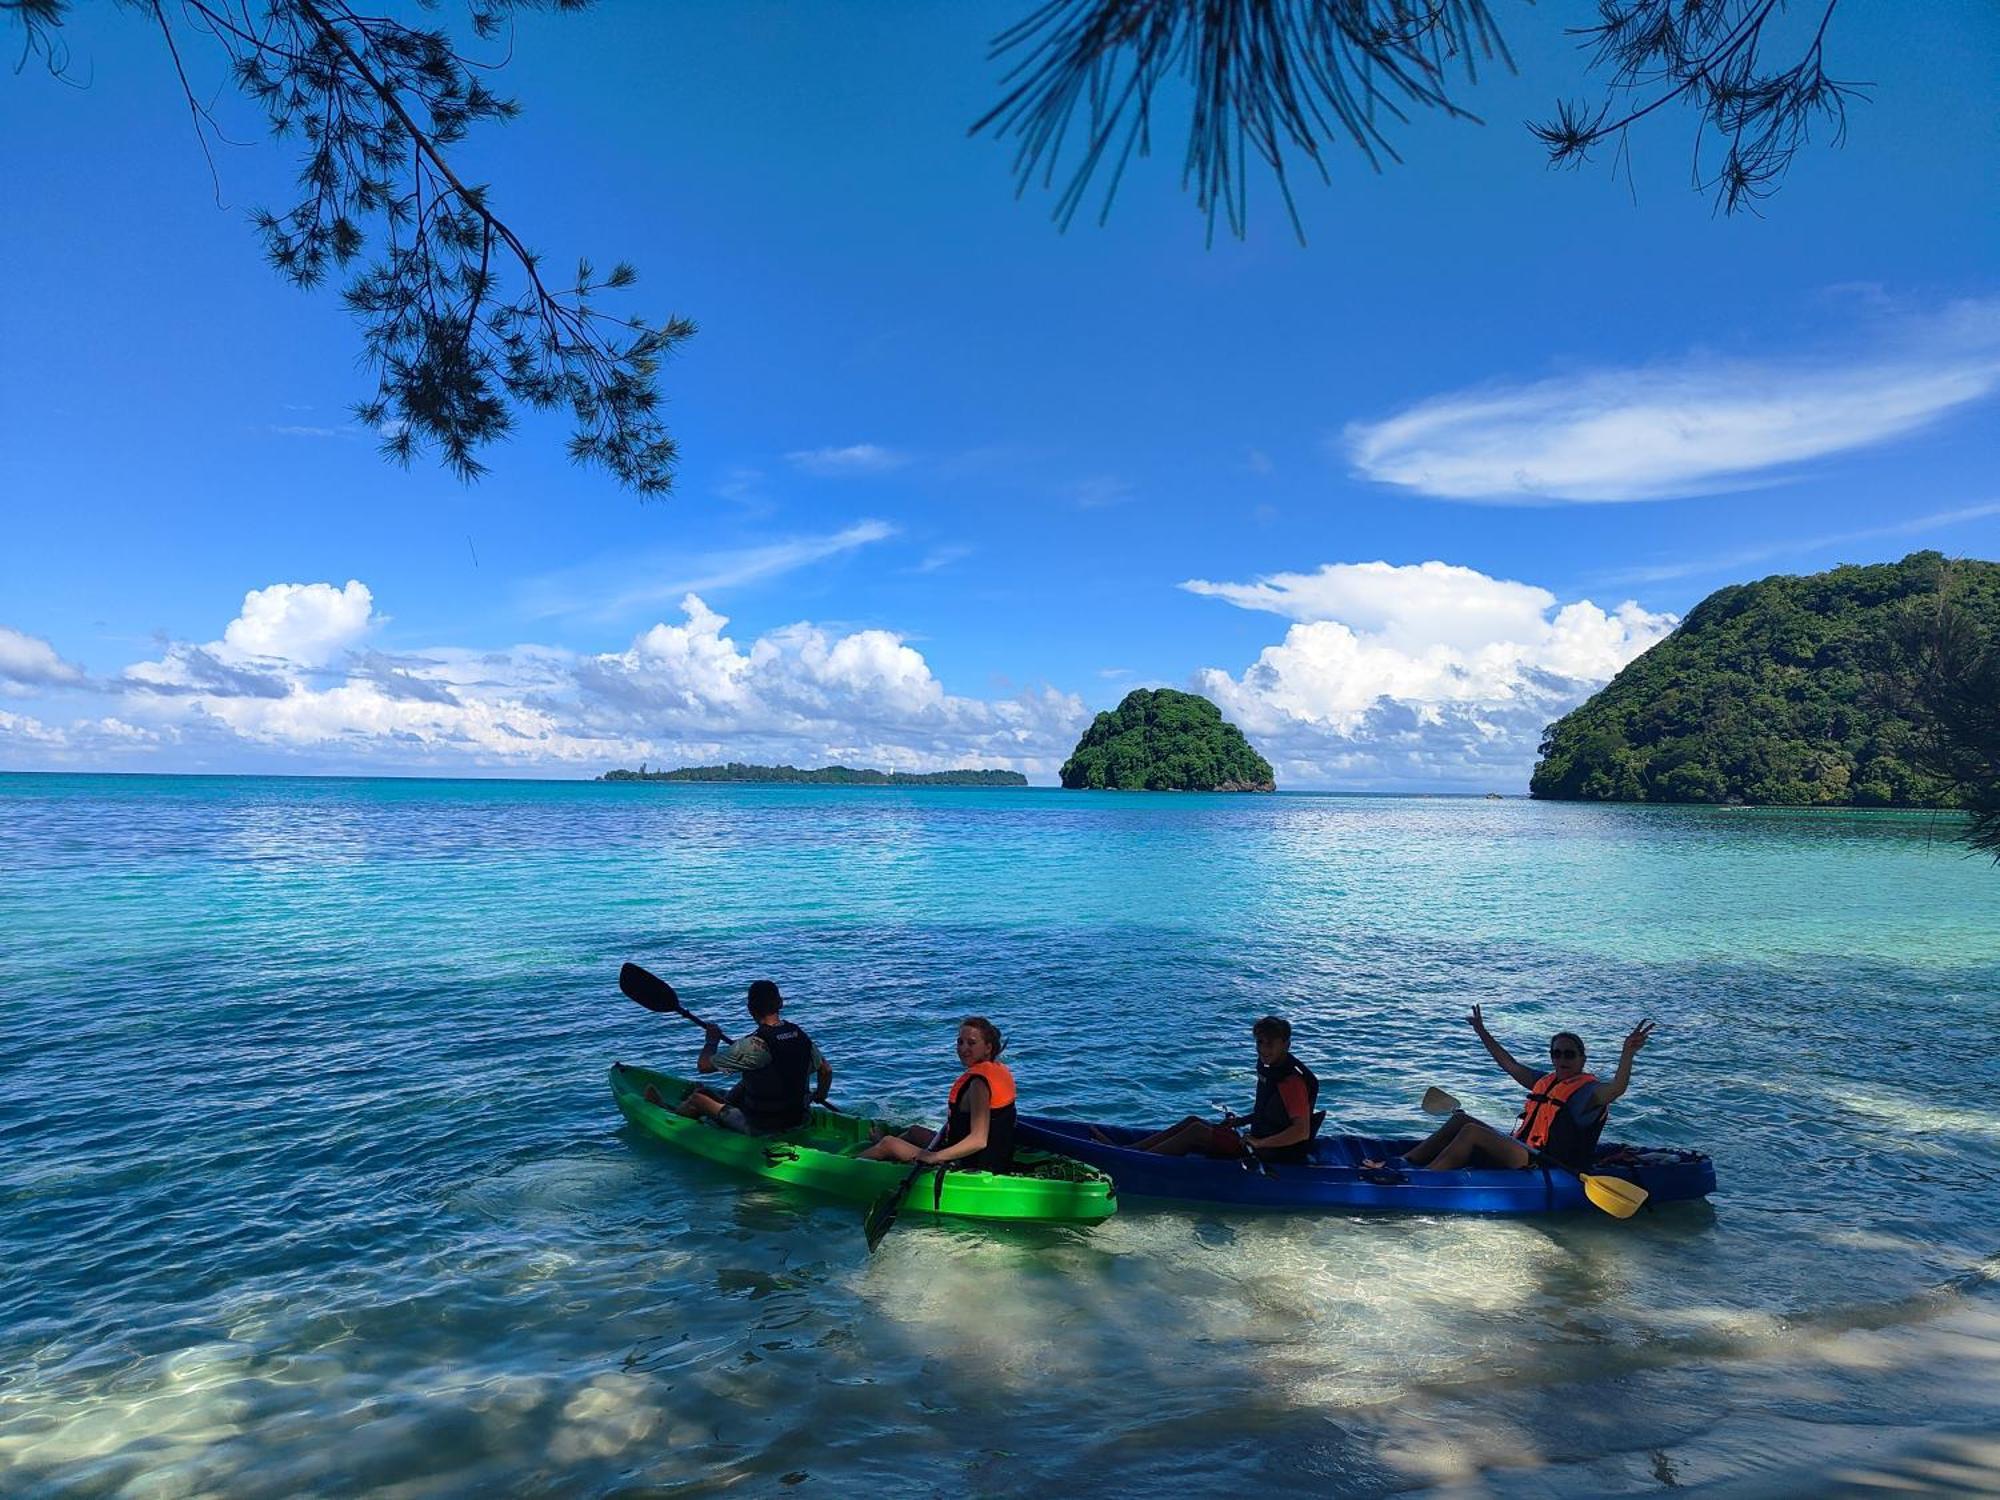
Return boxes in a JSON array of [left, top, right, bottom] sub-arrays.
[[3, 775, 1997, 1496]]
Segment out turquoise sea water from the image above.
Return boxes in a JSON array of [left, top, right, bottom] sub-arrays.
[[3, 774, 1998, 1497]]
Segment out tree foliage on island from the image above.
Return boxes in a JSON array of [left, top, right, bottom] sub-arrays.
[[1530, 552, 2000, 817], [1060, 689, 1275, 791], [1888, 570, 2000, 859]]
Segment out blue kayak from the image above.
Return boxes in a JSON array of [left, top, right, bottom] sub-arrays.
[[1015, 1116, 1716, 1215]]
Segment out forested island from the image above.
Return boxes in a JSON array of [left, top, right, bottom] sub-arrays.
[[600, 763, 1028, 786], [1531, 552, 1997, 807], [1060, 688, 1276, 791]]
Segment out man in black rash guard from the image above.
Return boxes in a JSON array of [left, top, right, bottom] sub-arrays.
[[673, 980, 833, 1135]]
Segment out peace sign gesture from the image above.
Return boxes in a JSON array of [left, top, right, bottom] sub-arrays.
[[1621, 1018, 1655, 1057]]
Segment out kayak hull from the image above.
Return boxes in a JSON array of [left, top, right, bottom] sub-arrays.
[[611, 1064, 1116, 1225], [1015, 1115, 1715, 1215]]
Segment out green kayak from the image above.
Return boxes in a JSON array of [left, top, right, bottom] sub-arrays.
[[609, 1063, 1117, 1227]]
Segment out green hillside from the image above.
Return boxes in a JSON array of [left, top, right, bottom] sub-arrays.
[[1060, 689, 1275, 791], [1530, 551, 1999, 806]]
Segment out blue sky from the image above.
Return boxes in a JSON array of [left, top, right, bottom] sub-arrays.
[[2, 1, 1996, 787]]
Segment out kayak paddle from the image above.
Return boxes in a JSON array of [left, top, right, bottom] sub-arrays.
[[618, 962, 732, 1041], [1210, 1100, 1269, 1177], [862, 1125, 948, 1252], [1420, 1087, 1650, 1219]]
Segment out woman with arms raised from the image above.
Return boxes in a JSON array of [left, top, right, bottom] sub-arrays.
[[1382, 1007, 1654, 1173]]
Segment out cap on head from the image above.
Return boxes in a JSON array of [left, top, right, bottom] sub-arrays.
[[1252, 1015, 1291, 1044], [746, 979, 783, 1017]]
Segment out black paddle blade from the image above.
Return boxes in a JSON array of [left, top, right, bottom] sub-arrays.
[[863, 1170, 922, 1252], [618, 962, 681, 1014]]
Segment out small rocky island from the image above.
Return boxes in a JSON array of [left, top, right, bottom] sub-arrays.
[[1060, 688, 1275, 791], [601, 763, 1028, 786]]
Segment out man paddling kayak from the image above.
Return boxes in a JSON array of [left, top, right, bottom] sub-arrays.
[[1372, 1007, 1654, 1173], [857, 1017, 1017, 1172], [1117, 1015, 1322, 1164], [669, 979, 833, 1136]]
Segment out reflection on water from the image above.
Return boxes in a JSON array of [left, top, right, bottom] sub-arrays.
[[1, 777, 1997, 1495]]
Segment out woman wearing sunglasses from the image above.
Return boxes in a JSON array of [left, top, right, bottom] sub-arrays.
[[1385, 1007, 1655, 1173]]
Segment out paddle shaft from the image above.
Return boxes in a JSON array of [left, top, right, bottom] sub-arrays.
[[864, 1122, 950, 1251]]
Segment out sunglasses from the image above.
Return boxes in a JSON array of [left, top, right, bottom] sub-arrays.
[[1550, 1047, 1582, 1060]]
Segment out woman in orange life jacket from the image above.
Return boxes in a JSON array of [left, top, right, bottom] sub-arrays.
[[1376, 1007, 1654, 1173], [857, 1016, 1017, 1173]]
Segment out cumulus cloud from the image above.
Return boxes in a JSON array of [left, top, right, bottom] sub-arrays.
[[220, 580, 377, 666], [8, 583, 1088, 778], [0, 626, 86, 687], [121, 580, 381, 699], [1345, 307, 2000, 502], [0, 710, 161, 758], [574, 596, 1078, 768], [786, 443, 909, 476], [1184, 560, 1677, 787]]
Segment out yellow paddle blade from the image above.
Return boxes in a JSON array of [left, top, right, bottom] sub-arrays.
[[1581, 1172, 1649, 1219]]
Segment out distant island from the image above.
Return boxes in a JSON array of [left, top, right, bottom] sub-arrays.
[[1532, 551, 1996, 807], [1060, 688, 1275, 791], [600, 763, 1028, 787]]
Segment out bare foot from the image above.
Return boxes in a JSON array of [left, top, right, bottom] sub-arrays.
[[644, 1085, 665, 1106]]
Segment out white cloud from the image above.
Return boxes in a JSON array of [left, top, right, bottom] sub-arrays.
[[12, 584, 1088, 779], [913, 545, 972, 574], [0, 626, 86, 687], [1345, 307, 2000, 502], [220, 580, 378, 667], [785, 443, 909, 476], [578, 597, 1076, 768], [1185, 559, 1677, 787], [0, 710, 161, 758], [523, 520, 898, 623]]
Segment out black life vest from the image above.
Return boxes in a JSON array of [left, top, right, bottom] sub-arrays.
[[735, 1020, 814, 1132], [1513, 1070, 1607, 1172], [943, 1062, 1017, 1173], [1249, 1054, 1320, 1150]]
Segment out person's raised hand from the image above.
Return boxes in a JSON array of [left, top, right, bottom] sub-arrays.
[[1622, 1018, 1655, 1056], [703, 1022, 726, 1045], [1467, 1003, 1488, 1034]]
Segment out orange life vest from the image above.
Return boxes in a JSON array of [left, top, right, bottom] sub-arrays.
[[1514, 1070, 1601, 1150], [946, 1061, 1017, 1172], [949, 1061, 1016, 1111]]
